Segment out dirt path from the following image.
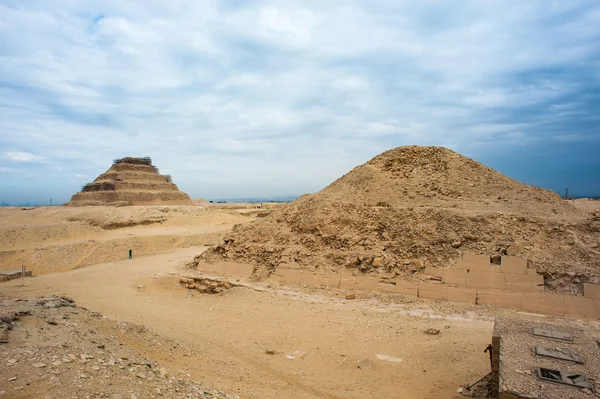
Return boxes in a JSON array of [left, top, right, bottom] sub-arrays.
[[0, 248, 493, 399]]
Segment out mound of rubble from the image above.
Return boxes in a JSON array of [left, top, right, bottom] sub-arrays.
[[196, 146, 600, 287], [66, 157, 193, 206]]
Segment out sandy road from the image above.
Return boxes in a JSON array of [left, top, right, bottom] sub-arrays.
[[0, 247, 493, 399]]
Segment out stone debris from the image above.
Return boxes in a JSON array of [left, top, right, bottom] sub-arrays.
[[285, 351, 306, 360], [0, 296, 239, 399], [179, 276, 237, 294], [357, 358, 372, 370], [425, 328, 441, 336], [345, 293, 356, 300], [376, 354, 402, 363]]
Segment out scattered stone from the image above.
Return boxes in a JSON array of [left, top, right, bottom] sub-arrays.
[[8, 377, 17, 382], [451, 241, 462, 249], [490, 254, 502, 265], [265, 348, 275, 355], [376, 354, 402, 363], [357, 358, 372, 370], [79, 374, 88, 379], [411, 260, 425, 270], [345, 293, 356, 300], [32, 362, 46, 368], [425, 328, 440, 336], [372, 257, 383, 267], [581, 388, 592, 395]]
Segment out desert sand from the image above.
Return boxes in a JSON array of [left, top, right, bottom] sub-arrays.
[[0, 205, 250, 275], [1, 245, 495, 399], [0, 202, 494, 399]]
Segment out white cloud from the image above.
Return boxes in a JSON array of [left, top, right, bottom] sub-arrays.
[[4, 151, 43, 162]]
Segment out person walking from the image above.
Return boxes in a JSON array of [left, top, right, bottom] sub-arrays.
[[128, 249, 132, 259]]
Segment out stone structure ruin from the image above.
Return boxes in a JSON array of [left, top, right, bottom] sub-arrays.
[[66, 157, 193, 206]]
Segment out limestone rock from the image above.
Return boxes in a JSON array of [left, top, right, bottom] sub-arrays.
[[357, 358, 372, 370], [411, 260, 425, 270]]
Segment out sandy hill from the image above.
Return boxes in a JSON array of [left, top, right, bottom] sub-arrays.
[[198, 146, 600, 281], [67, 157, 193, 206]]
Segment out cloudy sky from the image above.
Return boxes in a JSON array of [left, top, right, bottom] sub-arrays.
[[1, 0, 599, 204]]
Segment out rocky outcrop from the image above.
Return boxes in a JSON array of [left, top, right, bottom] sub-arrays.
[[66, 157, 193, 206]]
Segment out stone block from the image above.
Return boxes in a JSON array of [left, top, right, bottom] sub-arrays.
[[505, 282, 544, 293], [301, 272, 323, 286], [442, 269, 467, 286], [217, 262, 254, 278], [377, 282, 396, 293], [477, 290, 523, 309], [340, 275, 356, 290], [520, 293, 565, 316], [394, 280, 419, 297], [196, 262, 217, 273], [563, 296, 599, 319], [424, 267, 444, 277], [525, 268, 538, 275], [500, 257, 527, 274], [466, 271, 506, 290], [461, 254, 491, 270], [418, 282, 447, 301], [276, 268, 303, 284], [504, 273, 544, 292], [584, 284, 600, 299], [355, 276, 379, 292], [320, 273, 341, 288], [447, 286, 476, 305]]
